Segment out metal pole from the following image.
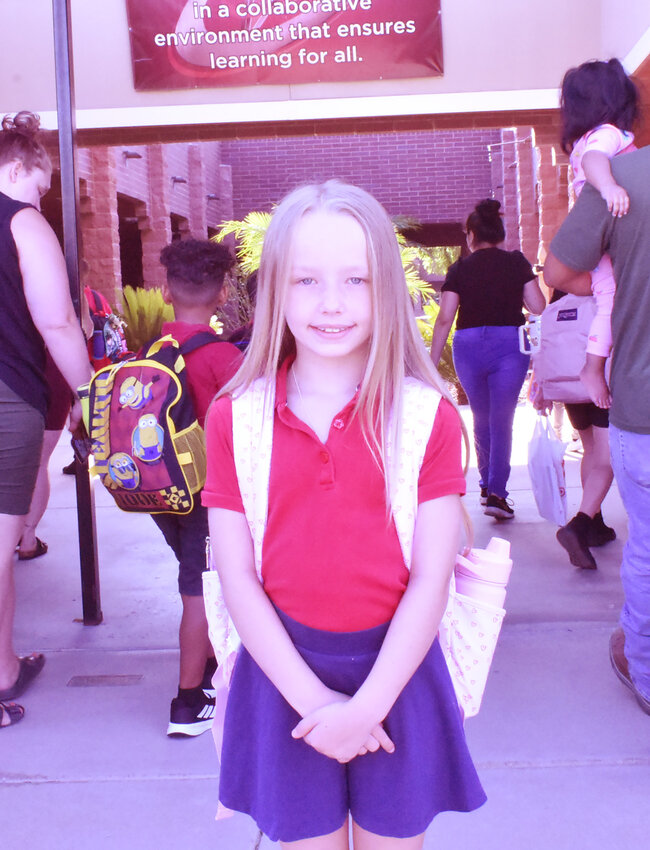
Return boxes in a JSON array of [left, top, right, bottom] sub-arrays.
[[52, 0, 102, 625]]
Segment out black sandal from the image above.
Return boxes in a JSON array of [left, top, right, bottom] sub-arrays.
[[0, 700, 25, 728], [0, 653, 45, 700]]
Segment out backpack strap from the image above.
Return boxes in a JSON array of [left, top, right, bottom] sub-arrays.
[[143, 331, 222, 374], [86, 287, 106, 316], [179, 331, 223, 356], [386, 378, 441, 570], [231, 378, 275, 577], [203, 378, 274, 683]]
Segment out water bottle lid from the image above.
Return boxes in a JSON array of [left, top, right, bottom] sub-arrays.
[[486, 537, 510, 558]]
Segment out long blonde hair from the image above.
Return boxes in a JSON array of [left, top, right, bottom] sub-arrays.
[[224, 180, 469, 517]]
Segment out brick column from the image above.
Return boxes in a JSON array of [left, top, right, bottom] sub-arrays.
[[499, 128, 521, 251], [187, 144, 207, 238], [217, 163, 234, 223], [80, 148, 121, 304], [141, 144, 171, 290], [532, 124, 570, 269], [513, 127, 538, 264]]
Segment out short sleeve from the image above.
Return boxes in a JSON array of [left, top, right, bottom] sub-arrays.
[[441, 259, 461, 294], [418, 398, 467, 503], [209, 343, 243, 394], [582, 125, 629, 159], [201, 396, 245, 513], [513, 250, 536, 285]]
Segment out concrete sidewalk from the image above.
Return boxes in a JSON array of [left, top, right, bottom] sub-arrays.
[[2, 404, 649, 849]]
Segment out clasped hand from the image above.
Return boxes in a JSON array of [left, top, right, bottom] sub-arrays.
[[291, 690, 395, 764]]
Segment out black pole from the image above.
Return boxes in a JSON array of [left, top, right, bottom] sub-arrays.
[[52, 0, 102, 625]]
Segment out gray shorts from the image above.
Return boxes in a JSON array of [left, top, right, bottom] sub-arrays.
[[0, 379, 44, 515]]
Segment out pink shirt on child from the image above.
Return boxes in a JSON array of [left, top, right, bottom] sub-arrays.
[[570, 123, 635, 196], [202, 359, 466, 632]]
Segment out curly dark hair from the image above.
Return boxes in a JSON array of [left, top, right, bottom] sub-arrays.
[[0, 110, 50, 172], [465, 198, 505, 245], [560, 58, 639, 154], [160, 239, 235, 305]]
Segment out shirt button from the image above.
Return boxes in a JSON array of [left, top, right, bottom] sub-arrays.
[[319, 450, 329, 463], [332, 418, 344, 429]]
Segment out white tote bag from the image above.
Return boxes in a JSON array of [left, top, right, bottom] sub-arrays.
[[527, 414, 568, 526]]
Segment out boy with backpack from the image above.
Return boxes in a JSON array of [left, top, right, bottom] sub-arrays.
[[151, 239, 242, 736]]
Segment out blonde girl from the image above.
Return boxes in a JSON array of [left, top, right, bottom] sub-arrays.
[[203, 180, 485, 848]]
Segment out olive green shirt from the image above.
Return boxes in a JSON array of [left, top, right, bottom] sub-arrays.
[[549, 146, 650, 434]]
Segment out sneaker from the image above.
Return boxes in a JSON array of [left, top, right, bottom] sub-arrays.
[[484, 494, 514, 520], [586, 512, 616, 547], [480, 487, 488, 506], [609, 627, 650, 716], [201, 657, 218, 699], [167, 693, 216, 738], [62, 459, 77, 475], [556, 513, 597, 569]]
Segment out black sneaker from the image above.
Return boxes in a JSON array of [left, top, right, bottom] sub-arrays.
[[167, 693, 215, 738], [480, 487, 488, 506], [556, 513, 597, 569], [586, 512, 616, 547], [484, 494, 514, 520], [201, 657, 218, 699]]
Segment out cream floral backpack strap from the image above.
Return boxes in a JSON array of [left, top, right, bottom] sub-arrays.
[[232, 378, 275, 574], [202, 378, 274, 684], [387, 377, 441, 568], [388, 380, 508, 719]]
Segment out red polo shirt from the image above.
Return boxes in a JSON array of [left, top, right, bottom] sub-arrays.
[[203, 361, 466, 631]]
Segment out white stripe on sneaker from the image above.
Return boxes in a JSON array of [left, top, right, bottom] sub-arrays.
[[197, 704, 215, 720]]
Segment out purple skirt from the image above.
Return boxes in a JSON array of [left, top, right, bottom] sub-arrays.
[[218, 607, 486, 842]]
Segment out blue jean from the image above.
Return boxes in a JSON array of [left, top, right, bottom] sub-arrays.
[[453, 326, 530, 499], [609, 425, 650, 699]]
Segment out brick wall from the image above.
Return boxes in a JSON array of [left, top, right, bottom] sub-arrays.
[[220, 129, 502, 227], [65, 109, 572, 299]]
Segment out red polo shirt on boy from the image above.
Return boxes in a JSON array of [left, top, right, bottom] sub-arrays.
[[159, 321, 242, 426], [203, 360, 466, 632]]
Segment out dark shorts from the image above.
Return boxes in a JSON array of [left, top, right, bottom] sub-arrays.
[[219, 607, 486, 843], [151, 501, 208, 596], [564, 402, 609, 431], [0, 379, 45, 515]]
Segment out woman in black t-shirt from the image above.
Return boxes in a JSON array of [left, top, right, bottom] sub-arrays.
[[430, 199, 545, 519]]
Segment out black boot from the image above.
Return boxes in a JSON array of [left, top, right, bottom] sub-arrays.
[[586, 511, 616, 547], [556, 512, 597, 569]]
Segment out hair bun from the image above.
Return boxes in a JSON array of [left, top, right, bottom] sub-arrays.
[[2, 110, 41, 136], [476, 198, 501, 218]]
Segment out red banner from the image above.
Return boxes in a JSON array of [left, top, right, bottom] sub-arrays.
[[126, 0, 443, 90]]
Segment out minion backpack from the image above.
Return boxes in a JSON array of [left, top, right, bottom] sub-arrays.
[[84, 332, 219, 514]]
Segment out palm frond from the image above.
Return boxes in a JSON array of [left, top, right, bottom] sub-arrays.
[[120, 286, 175, 352], [213, 211, 272, 276]]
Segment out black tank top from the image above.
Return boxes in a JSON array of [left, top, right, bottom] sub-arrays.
[[0, 191, 47, 415]]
